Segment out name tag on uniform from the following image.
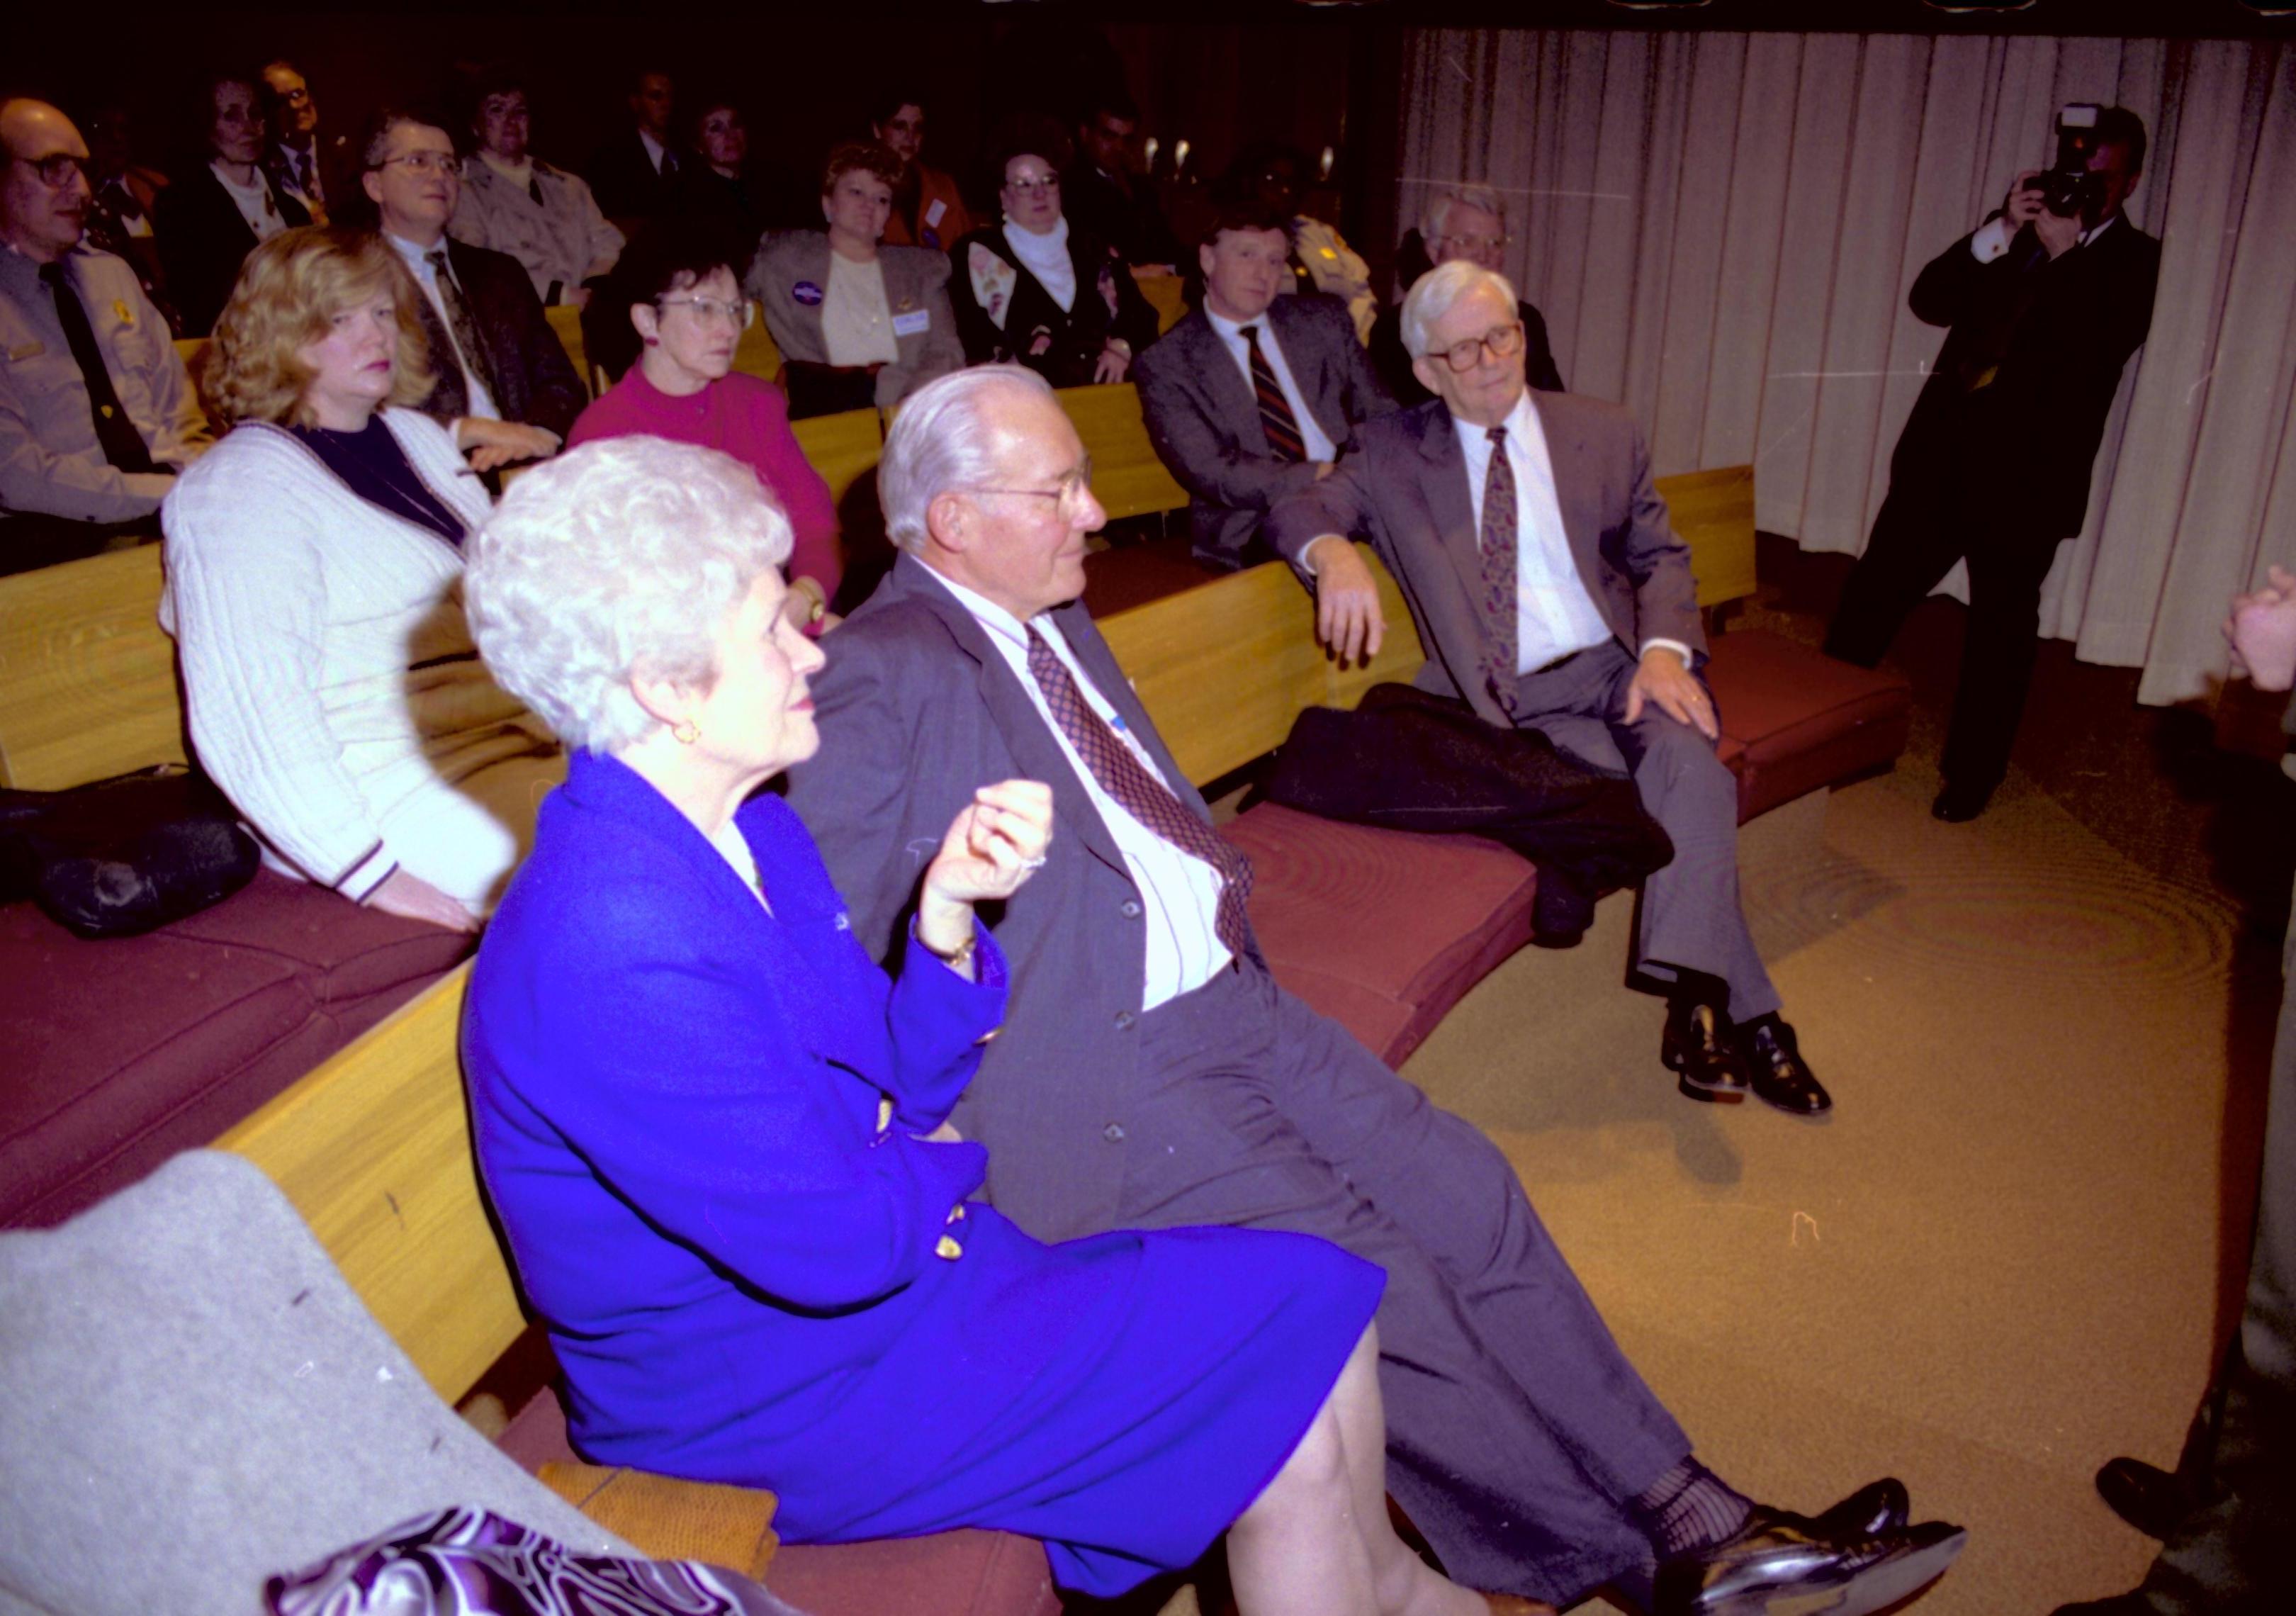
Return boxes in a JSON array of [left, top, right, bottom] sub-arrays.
[[891, 308, 931, 338], [924, 198, 947, 229], [113, 300, 135, 327]]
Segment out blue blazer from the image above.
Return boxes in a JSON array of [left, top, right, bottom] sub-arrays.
[[464, 751, 1006, 1502]]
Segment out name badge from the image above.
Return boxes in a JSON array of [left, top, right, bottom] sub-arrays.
[[892, 308, 931, 338], [113, 299, 135, 327], [792, 281, 823, 307], [924, 198, 947, 228]]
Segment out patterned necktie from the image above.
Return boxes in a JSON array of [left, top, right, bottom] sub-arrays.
[[424, 248, 498, 401], [1024, 625, 1255, 956], [1237, 324, 1306, 464], [1479, 425, 1521, 718], [38, 262, 157, 473]]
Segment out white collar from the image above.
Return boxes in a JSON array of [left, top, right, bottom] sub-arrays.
[[209, 160, 271, 202], [386, 230, 449, 269], [1205, 302, 1282, 343], [478, 151, 536, 187], [921, 563, 1037, 651], [1450, 386, 1538, 454]]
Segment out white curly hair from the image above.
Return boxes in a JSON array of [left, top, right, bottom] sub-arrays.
[[1400, 259, 1520, 361], [463, 435, 794, 753]]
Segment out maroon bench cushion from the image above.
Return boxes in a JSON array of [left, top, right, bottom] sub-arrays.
[[1705, 631, 1913, 822], [0, 870, 471, 1228], [1228, 803, 1538, 1067], [497, 1387, 1061, 1616]]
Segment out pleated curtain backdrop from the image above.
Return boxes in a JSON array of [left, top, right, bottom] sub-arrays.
[[1397, 30, 2295, 705]]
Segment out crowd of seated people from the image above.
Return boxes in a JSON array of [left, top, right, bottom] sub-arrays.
[[0, 52, 1988, 1616]]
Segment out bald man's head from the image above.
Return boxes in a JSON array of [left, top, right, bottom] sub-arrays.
[[1, 99, 91, 264]]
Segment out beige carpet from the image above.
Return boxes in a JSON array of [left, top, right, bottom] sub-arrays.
[[1396, 749, 2268, 1613]]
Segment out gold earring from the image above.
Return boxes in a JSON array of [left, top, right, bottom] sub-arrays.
[[672, 719, 700, 746]]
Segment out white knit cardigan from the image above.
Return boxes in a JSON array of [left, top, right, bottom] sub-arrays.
[[160, 409, 561, 911]]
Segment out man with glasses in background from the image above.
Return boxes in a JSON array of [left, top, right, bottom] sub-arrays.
[[259, 60, 348, 228], [1373, 184, 1564, 406], [359, 106, 583, 456], [1271, 259, 1835, 1119], [0, 97, 207, 573]]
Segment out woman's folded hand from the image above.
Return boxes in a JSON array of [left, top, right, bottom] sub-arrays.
[[916, 780, 1054, 955]]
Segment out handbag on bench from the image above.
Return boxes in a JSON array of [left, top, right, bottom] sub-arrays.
[[0, 763, 260, 938]]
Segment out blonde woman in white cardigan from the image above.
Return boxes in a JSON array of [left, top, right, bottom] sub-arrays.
[[161, 226, 563, 931]]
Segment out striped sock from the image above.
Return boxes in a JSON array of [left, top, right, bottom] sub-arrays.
[[1633, 1457, 1754, 1559]]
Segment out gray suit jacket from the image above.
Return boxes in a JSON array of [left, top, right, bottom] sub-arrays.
[[745, 232, 964, 409], [1265, 393, 1704, 729], [1134, 293, 1395, 571], [784, 555, 1261, 1240]]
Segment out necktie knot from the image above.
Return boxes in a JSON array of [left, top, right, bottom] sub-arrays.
[[425, 247, 449, 274], [1239, 324, 1259, 343], [36, 261, 64, 290], [1487, 425, 1508, 449]]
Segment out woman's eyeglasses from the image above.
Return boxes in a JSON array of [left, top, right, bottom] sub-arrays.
[[657, 295, 754, 328]]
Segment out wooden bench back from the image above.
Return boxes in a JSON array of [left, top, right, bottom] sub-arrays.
[[0, 546, 184, 790], [789, 407, 884, 510], [1056, 383, 1190, 523], [1096, 463, 1757, 790], [732, 315, 782, 388], [216, 966, 521, 1404], [541, 305, 592, 398]]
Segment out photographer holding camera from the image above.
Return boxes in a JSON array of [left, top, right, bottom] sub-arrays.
[[1824, 105, 2160, 823]]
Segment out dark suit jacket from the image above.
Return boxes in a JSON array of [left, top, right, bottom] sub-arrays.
[[1371, 296, 1565, 408], [784, 554, 1261, 1240], [1893, 212, 2159, 537], [1135, 294, 1397, 571], [408, 237, 587, 442], [1265, 393, 1701, 730], [583, 129, 680, 225], [1059, 160, 1181, 268], [949, 224, 1159, 390], [152, 167, 312, 337]]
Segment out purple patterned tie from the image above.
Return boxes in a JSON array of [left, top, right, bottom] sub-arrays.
[[1025, 626, 1254, 955], [1479, 425, 1521, 718], [1239, 324, 1307, 464]]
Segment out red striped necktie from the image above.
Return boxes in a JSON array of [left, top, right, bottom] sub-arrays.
[[1238, 323, 1307, 464], [1024, 625, 1254, 956]]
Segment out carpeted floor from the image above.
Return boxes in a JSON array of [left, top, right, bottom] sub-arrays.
[[1393, 546, 2291, 1614]]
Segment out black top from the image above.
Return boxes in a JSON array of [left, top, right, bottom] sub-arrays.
[[292, 417, 466, 546]]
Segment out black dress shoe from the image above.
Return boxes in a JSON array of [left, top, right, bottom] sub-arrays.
[[1664, 999, 1750, 1101], [2050, 1597, 2154, 1615], [1808, 1476, 1908, 1540], [2095, 1456, 2188, 1539], [1735, 1018, 1832, 1117], [1930, 781, 1992, 822], [1654, 1512, 1967, 1616]]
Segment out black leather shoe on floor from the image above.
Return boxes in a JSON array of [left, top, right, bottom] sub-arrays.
[[2095, 1456, 2188, 1539], [1808, 1477, 1908, 1540], [1664, 1000, 1750, 1101], [1653, 1511, 1968, 1616], [1737, 1018, 1832, 1117], [2049, 1596, 2154, 1615], [1930, 781, 1992, 822]]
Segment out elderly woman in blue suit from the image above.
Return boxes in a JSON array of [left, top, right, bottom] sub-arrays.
[[458, 434, 1521, 1616]]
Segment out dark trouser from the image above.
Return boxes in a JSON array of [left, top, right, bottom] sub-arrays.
[[1823, 476, 2067, 799], [1114, 960, 1689, 1605], [1514, 641, 1780, 1023], [2130, 877, 2296, 1612], [0, 512, 160, 578]]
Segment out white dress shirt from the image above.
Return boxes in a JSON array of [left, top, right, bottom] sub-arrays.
[[638, 128, 671, 176], [211, 162, 288, 243], [1969, 209, 2118, 263], [386, 232, 500, 421], [1456, 392, 1619, 673], [922, 566, 1233, 1008], [1205, 305, 1339, 464]]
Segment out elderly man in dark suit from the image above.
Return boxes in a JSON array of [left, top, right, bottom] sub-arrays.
[[1135, 198, 1395, 571], [786, 364, 1964, 1615], [1268, 262, 1826, 1117], [360, 108, 584, 453], [1824, 107, 2160, 824]]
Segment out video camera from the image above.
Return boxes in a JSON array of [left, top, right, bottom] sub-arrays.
[[2032, 103, 2108, 219]]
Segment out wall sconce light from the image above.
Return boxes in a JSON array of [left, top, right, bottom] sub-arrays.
[[1144, 136, 1159, 171], [1319, 146, 1335, 181], [1174, 138, 1191, 174]]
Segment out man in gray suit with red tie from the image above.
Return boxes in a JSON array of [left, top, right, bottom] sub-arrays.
[[1134, 199, 1395, 571], [1267, 261, 1827, 1117]]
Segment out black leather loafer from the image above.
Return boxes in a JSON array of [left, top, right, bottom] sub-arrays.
[[2049, 1597, 2153, 1615], [1809, 1476, 1909, 1540], [1738, 1019, 1832, 1117], [1930, 781, 1993, 822], [1664, 1000, 1750, 1100], [1654, 1513, 1968, 1616], [2095, 1455, 2188, 1539]]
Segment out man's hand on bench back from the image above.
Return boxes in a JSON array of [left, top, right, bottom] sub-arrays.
[[1305, 537, 1386, 665]]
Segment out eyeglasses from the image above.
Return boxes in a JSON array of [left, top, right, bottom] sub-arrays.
[[21, 153, 92, 189], [964, 460, 1096, 517], [1004, 174, 1059, 196], [1431, 320, 1525, 374], [378, 151, 459, 176], [1439, 232, 1509, 254], [657, 294, 753, 327]]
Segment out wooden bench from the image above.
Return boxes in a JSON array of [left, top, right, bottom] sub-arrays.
[[1093, 466, 1913, 1065]]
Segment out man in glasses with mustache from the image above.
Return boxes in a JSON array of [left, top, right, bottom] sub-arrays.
[[0, 97, 207, 573]]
